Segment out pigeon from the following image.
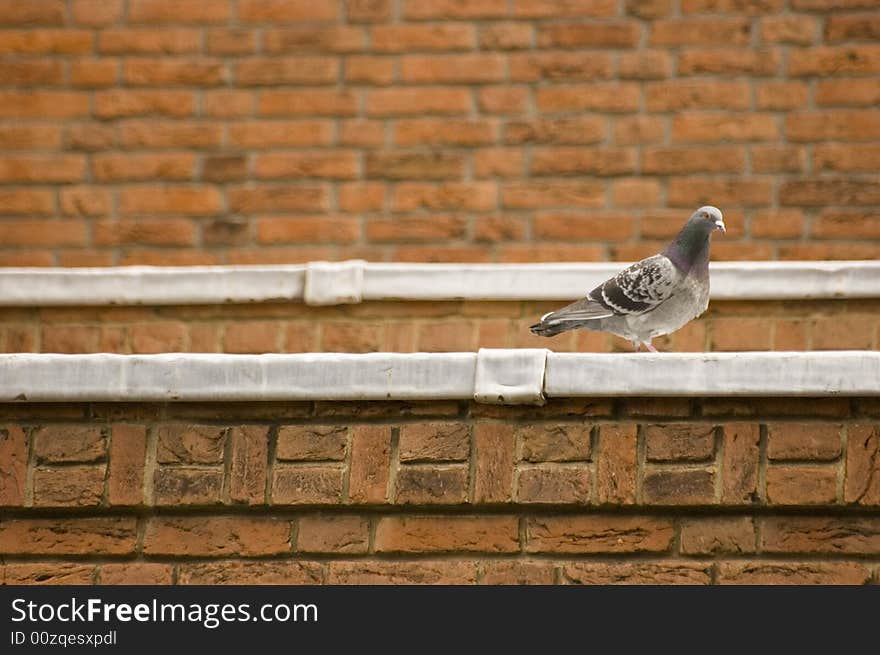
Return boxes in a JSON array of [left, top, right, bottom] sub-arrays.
[[529, 206, 725, 352]]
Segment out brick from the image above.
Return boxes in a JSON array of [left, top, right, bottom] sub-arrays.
[[228, 425, 267, 505], [129, 321, 188, 352], [33, 466, 104, 506], [614, 117, 664, 145], [297, 515, 369, 553], [417, 320, 477, 351], [126, 58, 224, 86], [99, 28, 201, 54], [394, 461, 469, 504], [516, 466, 591, 503], [366, 88, 470, 116], [236, 57, 338, 86], [207, 28, 257, 54], [119, 186, 221, 215], [367, 215, 467, 243], [34, 425, 105, 463], [0, 0, 64, 24], [0, 517, 136, 555], [258, 151, 359, 180], [256, 216, 360, 244], [784, 179, 880, 207], [119, 120, 223, 148], [405, 0, 507, 19], [272, 465, 344, 504], [395, 119, 495, 146], [752, 145, 806, 173], [767, 423, 842, 461], [596, 424, 638, 504], [479, 560, 555, 585], [619, 51, 672, 79], [347, 0, 391, 22], [681, 0, 783, 12], [143, 517, 291, 556], [276, 425, 348, 461], [96, 90, 195, 119], [473, 423, 515, 503], [41, 325, 98, 352], [816, 79, 880, 106], [845, 424, 880, 506], [399, 423, 469, 462], [756, 81, 809, 110], [563, 562, 712, 585], [766, 465, 838, 505], [376, 516, 519, 553], [260, 89, 358, 116], [0, 155, 86, 183], [179, 561, 323, 585], [366, 152, 464, 180], [646, 80, 750, 111], [0, 124, 60, 149], [474, 150, 525, 178], [650, 18, 751, 46], [718, 562, 870, 585], [4, 564, 95, 585], [642, 469, 715, 505], [0, 91, 90, 118], [762, 517, 880, 554], [393, 182, 496, 212], [348, 425, 391, 503], [99, 563, 173, 585], [625, 0, 672, 18], [518, 424, 591, 462], [538, 22, 640, 48], [761, 15, 816, 44], [537, 84, 640, 113], [481, 22, 533, 49], [789, 46, 880, 76], [502, 181, 604, 209], [372, 24, 473, 52], [479, 86, 528, 114], [327, 560, 476, 584], [322, 322, 383, 352], [153, 467, 223, 505], [719, 423, 761, 503], [645, 424, 715, 462], [345, 56, 393, 85], [526, 516, 674, 553], [680, 48, 781, 76], [788, 111, 880, 142], [0, 427, 27, 506], [157, 424, 226, 464], [642, 146, 745, 174], [506, 117, 605, 145], [668, 178, 773, 207], [108, 424, 147, 506], [515, 0, 617, 17], [61, 187, 111, 217], [673, 113, 777, 143], [238, 0, 336, 22], [530, 147, 636, 176], [129, 0, 230, 23], [263, 26, 363, 53], [680, 517, 756, 555], [0, 60, 64, 85], [229, 121, 333, 147], [814, 144, 880, 172]]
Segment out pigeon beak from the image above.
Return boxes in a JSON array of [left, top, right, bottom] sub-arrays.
[[716, 219, 726, 234]]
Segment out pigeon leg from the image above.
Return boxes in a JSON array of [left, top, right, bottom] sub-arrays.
[[632, 340, 641, 352], [643, 340, 659, 353]]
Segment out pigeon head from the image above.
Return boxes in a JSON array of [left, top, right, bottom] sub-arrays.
[[690, 205, 725, 235], [664, 205, 725, 272]]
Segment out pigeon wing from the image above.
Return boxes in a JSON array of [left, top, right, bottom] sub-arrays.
[[589, 254, 681, 316]]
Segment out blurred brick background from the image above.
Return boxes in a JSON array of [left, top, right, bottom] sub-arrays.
[[0, 0, 878, 267]]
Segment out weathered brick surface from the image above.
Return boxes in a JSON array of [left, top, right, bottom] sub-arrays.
[[2, 400, 879, 585], [0, 3, 877, 265]]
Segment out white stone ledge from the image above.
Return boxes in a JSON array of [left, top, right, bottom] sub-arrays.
[[2, 351, 878, 403], [0, 260, 877, 306]]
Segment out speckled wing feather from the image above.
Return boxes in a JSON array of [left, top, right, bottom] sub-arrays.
[[588, 254, 681, 316]]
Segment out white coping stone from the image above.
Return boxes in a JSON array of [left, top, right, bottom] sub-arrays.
[[0, 353, 477, 402], [1, 351, 878, 403], [0, 261, 878, 306], [303, 260, 365, 306], [544, 351, 880, 397], [474, 348, 548, 405]]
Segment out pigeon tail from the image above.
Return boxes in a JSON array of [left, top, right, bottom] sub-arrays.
[[529, 302, 612, 337]]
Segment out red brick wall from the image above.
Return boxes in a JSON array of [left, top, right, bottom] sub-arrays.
[[1, 0, 878, 266], [3, 298, 878, 354], [1, 398, 879, 584]]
